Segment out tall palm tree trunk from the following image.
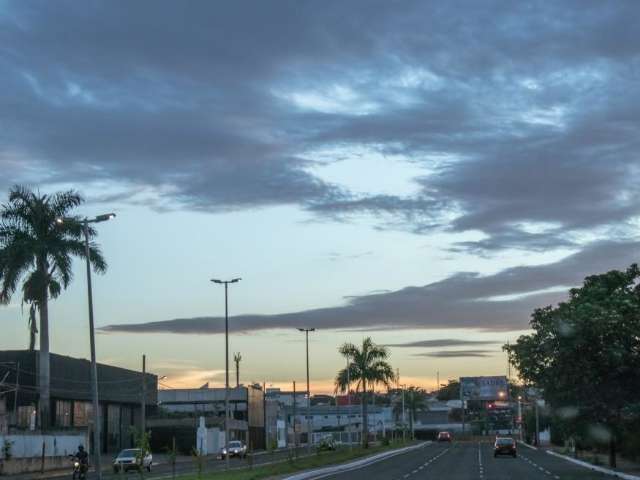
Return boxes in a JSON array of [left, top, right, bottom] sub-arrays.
[[38, 270, 50, 430], [29, 304, 37, 351], [362, 378, 369, 448]]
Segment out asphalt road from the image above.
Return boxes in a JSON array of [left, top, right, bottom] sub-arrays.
[[316, 441, 610, 480]]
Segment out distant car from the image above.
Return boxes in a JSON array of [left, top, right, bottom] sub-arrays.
[[220, 440, 247, 459], [113, 448, 152, 473], [437, 431, 452, 442], [494, 437, 517, 457]]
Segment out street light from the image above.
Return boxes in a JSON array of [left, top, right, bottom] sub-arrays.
[[211, 277, 241, 470], [517, 396, 523, 441], [297, 328, 315, 453], [56, 213, 116, 480]]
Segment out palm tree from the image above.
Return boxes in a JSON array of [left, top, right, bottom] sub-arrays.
[[233, 352, 242, 387], [0, 186, 106, 428], [335, 337, 395, 448]]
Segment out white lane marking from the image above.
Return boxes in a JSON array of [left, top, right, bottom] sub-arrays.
[[394, 446, 450, 479], [518, 451, 560, 479]]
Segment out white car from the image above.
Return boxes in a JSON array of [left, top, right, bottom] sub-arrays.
[[113, 448, 153, 473], [220, 440, 247, 459]]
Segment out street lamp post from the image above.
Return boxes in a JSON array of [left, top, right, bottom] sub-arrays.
[[211, 278, 241, 470], [297, 328, 315, 453], [402, 384, 406, 442], [518, 396, 523, 441], [57, 213, 115, 480]]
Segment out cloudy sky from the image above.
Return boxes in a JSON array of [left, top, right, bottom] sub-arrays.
[[1, 0, 639, 392]]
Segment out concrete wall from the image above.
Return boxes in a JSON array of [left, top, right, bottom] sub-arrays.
[[0, 432, 88, 459]]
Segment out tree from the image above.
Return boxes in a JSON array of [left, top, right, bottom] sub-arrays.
[[505, 265, 640, 468], [0, 186, 106, 428], [335, 337, 395, 448], [436, 379, 460, 401]]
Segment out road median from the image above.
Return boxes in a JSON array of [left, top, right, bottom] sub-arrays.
[[282, 441, 428, 480]]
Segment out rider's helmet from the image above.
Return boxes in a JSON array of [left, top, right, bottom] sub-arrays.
[[78, 445, 84, 451]]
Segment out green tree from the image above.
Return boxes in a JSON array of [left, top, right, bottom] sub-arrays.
[[0, 186, 106, 428], [436, 379, 460, 401], [335, 337, 395, 448], [505, 265, 640, 468]]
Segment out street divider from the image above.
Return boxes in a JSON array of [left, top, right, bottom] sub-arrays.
[[283, 442, 430, 480]]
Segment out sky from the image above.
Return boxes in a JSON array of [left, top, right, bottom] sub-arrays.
[[1, 0, 639, 393]]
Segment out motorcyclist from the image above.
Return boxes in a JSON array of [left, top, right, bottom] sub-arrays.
[[74, 445, 89, 475]]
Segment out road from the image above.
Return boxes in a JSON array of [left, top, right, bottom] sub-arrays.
[[317, 441, 610, 480]]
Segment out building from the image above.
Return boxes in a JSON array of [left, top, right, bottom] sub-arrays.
[[157, 384, 265, 450], [0, 350, 157, 453], [265, 388, 309, 408], [0, 397, 7, 434]]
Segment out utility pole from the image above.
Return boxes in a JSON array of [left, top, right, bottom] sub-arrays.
[[535, 399, 540, 446], [402, 385, 406, 442], [292, 381, 298, 453], [297, 328, 315, 453], [56, 212, 115, 480], [141, 354, 146, 435], [13, 362, 20, 426], [436, 371, 439, 395], [461, 383, 466, 436], [517, 396, 523, 441], [211, 278, 241, 470]]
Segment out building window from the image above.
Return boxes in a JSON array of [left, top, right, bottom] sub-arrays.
[[55, 400, 72, 427], [73, 401, 92, 427], [17, 405, 35, 428]]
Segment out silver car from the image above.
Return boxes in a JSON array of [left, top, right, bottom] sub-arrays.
[[220, 440, 247, 459], [113, 448, 153, 473]]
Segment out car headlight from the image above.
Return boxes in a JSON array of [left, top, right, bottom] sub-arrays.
[[74, 462, 80, 468]]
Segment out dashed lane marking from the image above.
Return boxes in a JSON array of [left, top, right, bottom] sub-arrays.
[[519, 453, 561, 479], [396, 447, 450, 480]]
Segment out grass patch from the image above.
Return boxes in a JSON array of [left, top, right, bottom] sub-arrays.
[[176, 441, 416, 480]]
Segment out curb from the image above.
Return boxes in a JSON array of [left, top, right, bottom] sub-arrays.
[[283, 442, 429, 480], [546, 450, 640, 480]]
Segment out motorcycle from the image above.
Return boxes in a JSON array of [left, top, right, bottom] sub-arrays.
[[69, 455, 88, 480]]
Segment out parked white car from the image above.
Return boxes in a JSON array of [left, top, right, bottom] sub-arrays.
[[113, 448, 153, 473]]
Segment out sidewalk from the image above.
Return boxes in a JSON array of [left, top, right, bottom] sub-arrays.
[[546, 445, 640, 477], [1, 453, 195, 479]]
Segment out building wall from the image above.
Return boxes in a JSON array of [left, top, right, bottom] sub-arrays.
[[0, 432, 88, 459], [0, 351, 156, 454]]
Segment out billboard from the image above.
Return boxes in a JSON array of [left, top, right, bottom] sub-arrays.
[[460, 376, 508, 400]]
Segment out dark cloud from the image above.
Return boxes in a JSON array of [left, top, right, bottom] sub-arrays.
[[2, 0, 639, 251], [386, 339, 499, 348], [100, 239, 640, 335], [414, 350, 494, 358]]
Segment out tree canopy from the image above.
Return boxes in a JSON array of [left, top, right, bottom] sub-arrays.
[[505, 264, 640, 466]]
